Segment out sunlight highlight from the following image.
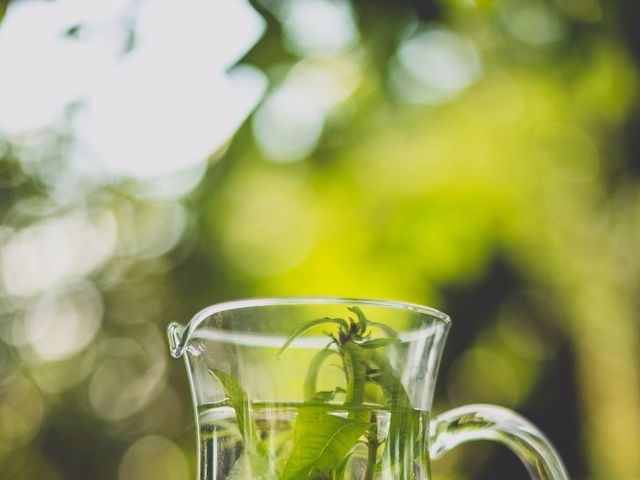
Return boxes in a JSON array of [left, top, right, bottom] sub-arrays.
[[0, 0, 267, 189]]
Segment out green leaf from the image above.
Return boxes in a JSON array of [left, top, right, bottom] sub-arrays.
[[365, 351, 419, 479], [303, 347, 339, 400], [347, 306, 368, 334], [333, 451, 354, 480], [208, 368, 258, 452], [294, 387, 345, 442], [209, 368, 272, 476], [281, 414, 369, 480], [278, 317, 349, 357], [312, 387, 346, 402], [296, 346, 343, 445], [366, 320, 399, 339], [366, 351, 411, 406]]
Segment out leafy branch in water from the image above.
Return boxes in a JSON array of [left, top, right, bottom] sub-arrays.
[[279, 306, 412, 480], [210, 306, 418, 480]]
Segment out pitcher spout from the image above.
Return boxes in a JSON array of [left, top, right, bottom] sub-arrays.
[[167, 322, 186, 358]]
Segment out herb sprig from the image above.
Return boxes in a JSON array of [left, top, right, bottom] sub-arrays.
[[210, 306, 419, 479]]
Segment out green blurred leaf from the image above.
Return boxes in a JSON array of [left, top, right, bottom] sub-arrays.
[[0, 1, 8, 22]]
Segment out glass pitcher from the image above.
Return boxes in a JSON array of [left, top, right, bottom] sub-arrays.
[[167, 298, 569, 480]]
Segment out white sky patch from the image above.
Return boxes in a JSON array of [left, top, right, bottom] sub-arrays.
[[390, 27, 482, 105], [279, 0, 359, 56], [0, 0, 121, 134], [71, 62, 266, 179], [0, 0, 267, 185]]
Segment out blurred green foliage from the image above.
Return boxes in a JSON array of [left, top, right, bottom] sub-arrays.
[[1, 0, 640, 479]]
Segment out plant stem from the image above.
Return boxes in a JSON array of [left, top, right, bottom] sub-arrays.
[[364, 412, 378, 480], [342, 341, 368, 422]]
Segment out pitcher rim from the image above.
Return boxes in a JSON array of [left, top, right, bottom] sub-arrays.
[[168, 297, 451, 358]]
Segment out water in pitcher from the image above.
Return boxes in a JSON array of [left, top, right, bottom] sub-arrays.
[[198, 401, 431, 480]]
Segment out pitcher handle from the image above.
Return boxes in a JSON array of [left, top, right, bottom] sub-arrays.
[[429, 404, 570, 480]]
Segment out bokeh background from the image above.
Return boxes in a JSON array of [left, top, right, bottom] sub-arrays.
[[1, 0, 639, 479]]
